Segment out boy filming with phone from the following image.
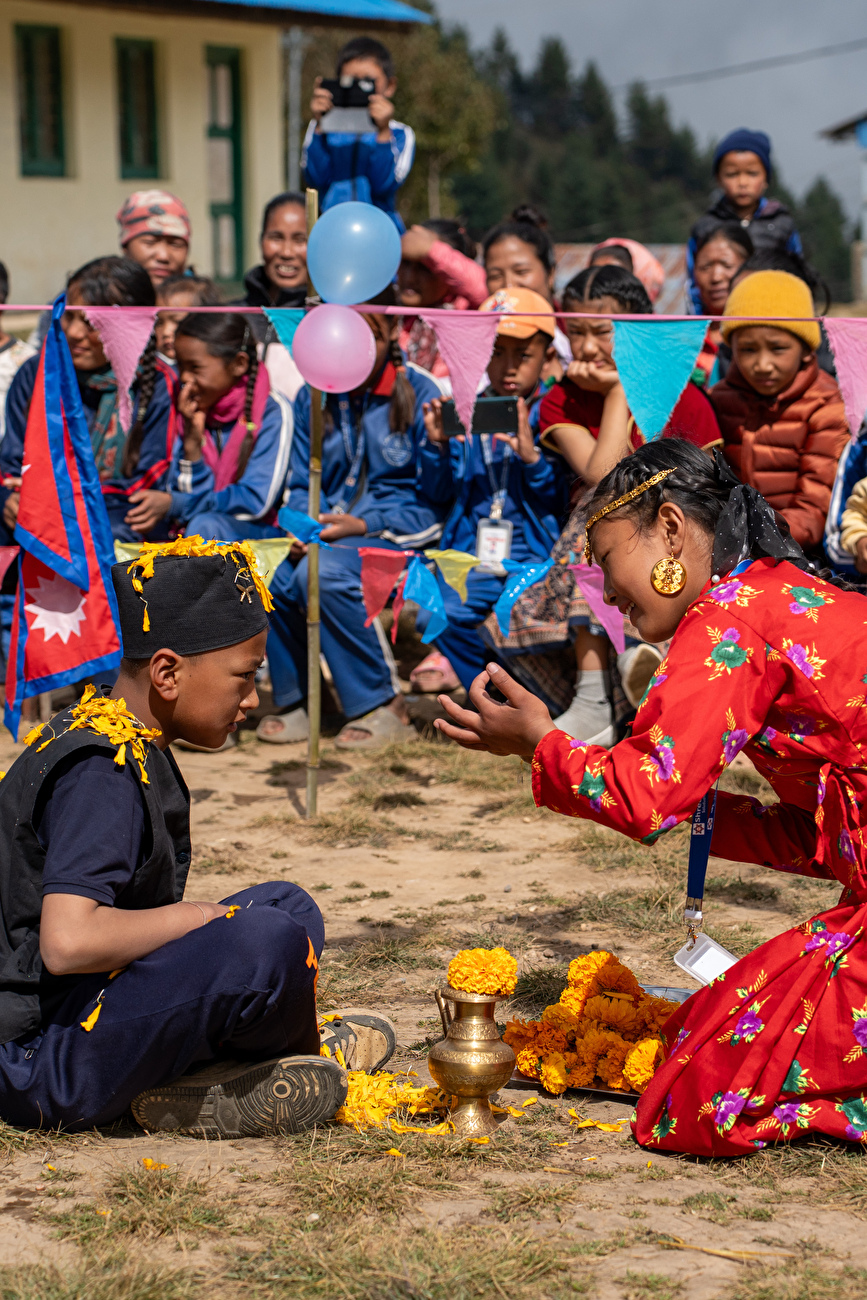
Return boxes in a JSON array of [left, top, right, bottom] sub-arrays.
[[418, 289, 572, 690], [303, 37, 415, 231]]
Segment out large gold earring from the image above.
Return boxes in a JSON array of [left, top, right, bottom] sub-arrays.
[[650, 551, 687, 596]]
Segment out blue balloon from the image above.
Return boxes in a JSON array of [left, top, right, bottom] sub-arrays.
[[307, 202, 402, 305]]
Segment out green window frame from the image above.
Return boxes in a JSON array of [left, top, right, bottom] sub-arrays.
[[206, 46, 244, 286], [15, 24, 65, 176], [116, 38, 160, 180]]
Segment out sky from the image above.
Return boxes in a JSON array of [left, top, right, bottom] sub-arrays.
[[430, 0, 866, 225]]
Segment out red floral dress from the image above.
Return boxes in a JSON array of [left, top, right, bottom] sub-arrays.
[[531, 557, 867, 1156]]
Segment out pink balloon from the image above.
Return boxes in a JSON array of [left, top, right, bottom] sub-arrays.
[[291, 304, 376, 394]]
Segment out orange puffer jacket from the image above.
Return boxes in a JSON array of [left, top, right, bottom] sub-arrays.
[[711, 360, 849, 549]]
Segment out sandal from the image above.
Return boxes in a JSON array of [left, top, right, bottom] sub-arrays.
[[173, 732, 237, 753], [617, 644, 664, 709], [256, 707, 308, 744], [409, 651, 460, 694], [320, 1008, 397, 1073], [334, 706, 417, 751]]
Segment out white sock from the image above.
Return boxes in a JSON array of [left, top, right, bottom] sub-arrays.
[[553, 669, 612, 740]]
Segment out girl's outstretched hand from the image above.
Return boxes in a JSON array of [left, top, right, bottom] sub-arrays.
[[493, 397, 540, 465], [434, 664, 555, 760]]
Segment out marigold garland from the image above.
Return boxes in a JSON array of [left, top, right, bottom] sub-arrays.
[[447, 946, 517, 997], [26, 683, 161, 784], [505, 950, 678, 1096]]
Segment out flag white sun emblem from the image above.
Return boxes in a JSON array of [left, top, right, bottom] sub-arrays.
[[24, 574, 87, 644]]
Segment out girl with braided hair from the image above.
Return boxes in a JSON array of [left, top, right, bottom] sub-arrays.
[[1, 256, 178, 544], [141, 312, 293, 543], [436, 438, 867, 1157]]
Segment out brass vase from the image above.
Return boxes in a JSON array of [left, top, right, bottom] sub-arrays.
[[427, 985, 516, 1136]]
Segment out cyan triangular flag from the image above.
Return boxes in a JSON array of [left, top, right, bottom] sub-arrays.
[[494, 559, 554, 636], [403, 556, 448, 643], [264, 308, 305, 354], [277, 505, 331, 547], [612, 319, 707, 440]]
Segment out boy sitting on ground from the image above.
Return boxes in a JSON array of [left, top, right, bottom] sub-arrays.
[[0, 537, 393, 1136]]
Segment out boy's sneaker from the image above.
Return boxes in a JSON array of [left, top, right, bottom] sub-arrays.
[[131, 1054, 347, 1138], [320, 1008, 397, 1072]]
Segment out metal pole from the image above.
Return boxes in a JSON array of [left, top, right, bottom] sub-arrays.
[[283, 26, 306, 192], [305, 187, 322, 818]]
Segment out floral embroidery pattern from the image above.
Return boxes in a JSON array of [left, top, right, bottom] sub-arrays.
[[783, 639, 826, 681], [721, 707, 749, 764], [639, 725, 682, 787], [573, 766, 615, 813], [844, 999, 867, 1063], [781, 1059, 814, 1095], [651, 1093, 677, 1143], [711, 1088, 750, 1133], [836, 1096, 867, 1142], [705, 627, 754, 680], [782, 583, 832, 622], [709, 579, 760, 608]]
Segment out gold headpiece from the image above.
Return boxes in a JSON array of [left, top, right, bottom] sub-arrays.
[[583, 468, 676, 564]]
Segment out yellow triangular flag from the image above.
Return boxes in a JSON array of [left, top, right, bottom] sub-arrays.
[[424, 549, 480, 603]]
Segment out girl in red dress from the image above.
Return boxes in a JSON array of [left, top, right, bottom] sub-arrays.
[[434, 439, 867, 1157]]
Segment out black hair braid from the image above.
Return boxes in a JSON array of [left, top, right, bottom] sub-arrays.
[[562, 264, 653, 315], [122, 329, 158, 478], [387, 336, 415, 434], [234, 332, 260, 483]]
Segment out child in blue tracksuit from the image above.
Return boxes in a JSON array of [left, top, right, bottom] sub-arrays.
[[0, 257, 178, 546], [418, 291, 572, 690], [156, 313, 294, 542], [302, 37, 414, 232], [259, 313, 442, 748]]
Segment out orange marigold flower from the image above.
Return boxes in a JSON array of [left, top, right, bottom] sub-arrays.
[[592, 953, 642, 998], [583, 994, 639, 1034], [597, 1039, 631, 1090], [567, 951, 611, 989], [541, 1004, 581, 1034], [516, 1047, 542, 1079], [503, 1017, 542, 1052], [567, 1062, 597, 1089], [623, 1038, 663, 1093], [540, 1051, 570, 1096], [559, 985, 592, 1019], [447, 946, 517, 996]]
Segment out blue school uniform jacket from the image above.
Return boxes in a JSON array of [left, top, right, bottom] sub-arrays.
[[1, 354, 178, 517], [417, 388, 572, 564], [287, 360, 443, 548], [169, 391, 294, 526], [301, 120, 415, 228]]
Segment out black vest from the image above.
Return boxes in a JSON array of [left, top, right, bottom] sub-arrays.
[[0, 702, 191, 1044]]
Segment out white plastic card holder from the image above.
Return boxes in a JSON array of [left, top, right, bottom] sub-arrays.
[[674, 932, 738, 986], [476, 517, 512, 574]]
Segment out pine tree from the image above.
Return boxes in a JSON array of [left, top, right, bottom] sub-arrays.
[[797, 178, 852, 302]]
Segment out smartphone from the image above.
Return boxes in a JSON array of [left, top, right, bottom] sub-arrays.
[[441, 396, 519, 437], [319, 77, 376, 134]]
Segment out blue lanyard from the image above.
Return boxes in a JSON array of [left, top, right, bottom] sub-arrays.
[[480, 434, 511, 521], [683, 556, 755, 942], [332, 396, 368, 515]]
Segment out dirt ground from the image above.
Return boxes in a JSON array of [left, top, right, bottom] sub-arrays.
[[0, 706, 864, 1300]]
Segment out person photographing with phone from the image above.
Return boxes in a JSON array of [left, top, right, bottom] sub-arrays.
[[417, 289, 572, 691], [302, 37, 415, 232]]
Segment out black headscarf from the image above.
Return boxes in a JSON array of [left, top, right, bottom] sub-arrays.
[[709, 450, 814, 579]]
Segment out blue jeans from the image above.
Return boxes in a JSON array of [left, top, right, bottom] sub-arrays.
[[267, 537, 402, 720], [0, 882, 322, 1130]]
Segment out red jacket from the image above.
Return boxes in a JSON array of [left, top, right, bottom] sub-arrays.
[[711, 360, 849, 550], [539, 377, 722, 451]]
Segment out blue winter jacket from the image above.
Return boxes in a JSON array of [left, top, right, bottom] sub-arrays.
[[417, 388, 573, 563], [301, 120, 415, 229], [1, 353, 178, 525], [170, 391, 294, 526], [825, 419, 867, 578], [288, 361, 444, 548]]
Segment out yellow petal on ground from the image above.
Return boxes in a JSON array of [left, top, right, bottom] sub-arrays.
[[141, 1158, 170, 1170], [521, 1097, 538, 1107], [385, 1148, 404, 1158], [320, 1043, 331, 1058], [467, 1136, 490, 1145], [550, 1141, 569, 1147], [424, 549, 481, 603], [334, 1046, 347, 1068]]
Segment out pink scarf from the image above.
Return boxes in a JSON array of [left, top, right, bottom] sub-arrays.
[[201, 364, 271, 491]]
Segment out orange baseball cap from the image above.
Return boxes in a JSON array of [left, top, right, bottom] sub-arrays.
[[479, 288, 556, 340]]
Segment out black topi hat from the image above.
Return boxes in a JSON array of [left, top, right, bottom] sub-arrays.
[[111, 537, 272, 659]]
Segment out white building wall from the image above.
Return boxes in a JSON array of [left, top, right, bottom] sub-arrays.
[[0, 0, 283, 303]]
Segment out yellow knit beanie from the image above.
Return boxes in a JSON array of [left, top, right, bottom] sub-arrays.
[[720, 270, 820, 352]]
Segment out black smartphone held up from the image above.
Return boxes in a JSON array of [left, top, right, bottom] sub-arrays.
[[319, 77, 376, 134], [441, 396, 519, 437]]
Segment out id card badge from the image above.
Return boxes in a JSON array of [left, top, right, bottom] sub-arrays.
[[476, 517, 512, 574]]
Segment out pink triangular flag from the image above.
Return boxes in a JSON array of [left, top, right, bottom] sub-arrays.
[[824, 318, 867, 441], [421, 312, 499, 434], [358, 547, 411, 626], [568, 562, 625, 653], [84, 307, 158, 433], [391, 572, 407, 644]]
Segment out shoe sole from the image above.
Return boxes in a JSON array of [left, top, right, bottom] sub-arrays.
[[131, 1055, 347, 1138]]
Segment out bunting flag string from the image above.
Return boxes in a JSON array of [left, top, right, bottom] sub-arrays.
[[358, 547, 413, 626], [264, 308, 305, 354], [823, 318, 867, 441], [403, 556, 448, 643], [420, 311, 499, 433], [493, 559, 554, 636], [84, 306, 158, 433], [612, 319, 707, 440], [424, 549, 481, 602], [568, 561, 625, 653]]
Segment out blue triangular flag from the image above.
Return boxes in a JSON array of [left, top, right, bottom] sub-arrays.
[[264, 308, 305, 354], [494, 560, 554, 636], [277, 506, 331, 547], [612, 319, 707, 441], [403, 556, 448, 643]]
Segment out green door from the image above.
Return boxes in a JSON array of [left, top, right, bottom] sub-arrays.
[[206, 46, 244, 288]]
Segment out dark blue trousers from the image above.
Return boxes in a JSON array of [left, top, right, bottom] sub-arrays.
[[0, 882, 324, 1131]]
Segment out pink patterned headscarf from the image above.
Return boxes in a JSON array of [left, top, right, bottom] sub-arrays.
[[591, 238, 665, 304], [117, 190, 191, 246]]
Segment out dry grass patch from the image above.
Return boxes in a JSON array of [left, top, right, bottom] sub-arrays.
[[728, 1260, 867, 1300], [0, 1256, 200, 1300], [52, 1165, 231, 1248]]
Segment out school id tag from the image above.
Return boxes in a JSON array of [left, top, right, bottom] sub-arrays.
[[476, 517, 512, 574]]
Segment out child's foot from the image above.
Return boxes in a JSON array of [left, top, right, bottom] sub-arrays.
[[131, 1054, 347, 1138], [320, 1008, 397, 1072], [256, 707, 308, 744]]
